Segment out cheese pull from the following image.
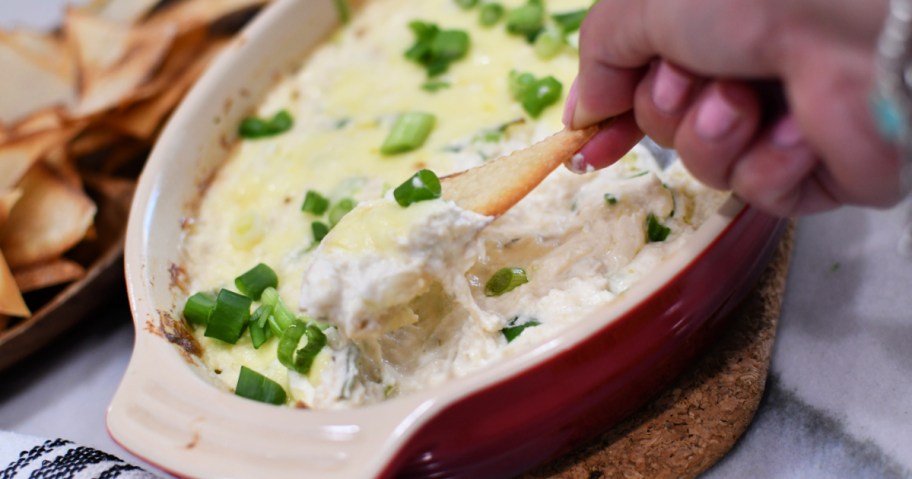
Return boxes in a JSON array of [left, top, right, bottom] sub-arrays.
[[440, 125, 599, 217]]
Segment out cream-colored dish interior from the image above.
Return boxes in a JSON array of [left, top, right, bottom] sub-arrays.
[[112, 0, 743, 476]]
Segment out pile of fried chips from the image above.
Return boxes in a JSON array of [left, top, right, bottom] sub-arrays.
[[0, 0, 268, 335]]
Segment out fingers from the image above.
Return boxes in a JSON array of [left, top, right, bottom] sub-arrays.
[[569, 0, 784, 129], [729, 116, 839, 216], [674, 81, 762, 190], [632, 61, 701, 147]]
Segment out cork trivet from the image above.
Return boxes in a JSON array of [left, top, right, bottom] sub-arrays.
[[524, 223, 795, 479]]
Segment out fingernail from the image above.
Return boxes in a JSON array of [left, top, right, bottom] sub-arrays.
[[771, 115, 804, 148], [563, 78, 579, 127], [695, 86, 739, 140], [565, 152, 589, 173], [652, 63, 691, 113]]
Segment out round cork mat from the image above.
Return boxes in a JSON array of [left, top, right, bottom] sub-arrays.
[[523, 223, 795, 479]]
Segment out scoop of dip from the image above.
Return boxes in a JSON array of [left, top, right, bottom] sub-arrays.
[[299, 197, 492, 339]]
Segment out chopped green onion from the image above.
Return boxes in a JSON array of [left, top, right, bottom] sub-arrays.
[[204, 289, 252, 344], [238, 110, 294, 139], [479, 3, 505, 26], [277, 320, 327, 375], [381, 112, 436, 155], [552, 9, 587, 34], [260, 287, 294, 334], [485, 267, 529, 296], [509, 71, 563, 118], [311, 221, 330, 242], [421, 80, 451, 92], [249, 305, 273, 349], [533, 28, 564, 60], [501, 316, 541, 342], [393, 169, 442, 207], [506, 2, 544, 42], [455, 0, 478, 9], [234, 263, 278, 301], [604, 193, 618, 205], [646, 213, 671, 242], [301, 190, 330, 215], [404, 22, 470, 77], [328, 198, 356, 227], [183, 292, 215, 326], [508, 70, 537, 99], [333, 0, 350, 23], [235, 366, 286, 405], [249, 322, 268, 349]]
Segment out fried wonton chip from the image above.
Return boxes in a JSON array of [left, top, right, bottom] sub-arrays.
[[0, 35, 77, 124], [441, 126, 599, 217], [9, 107, 65, 137], [0, 29, 76, 81], [67, 126, 124, 158], [66, 9, 176, 117], [145, 0, 269, 34], [0, 128, 76, 190], [13, 259, 86, 294], [108, 37, 228, 139], [86, 0, 163, 25], [0, 164, 96, 269], [44, 145, 83, 190], [0, 189, 23, 228], [0, 251, 29, 318]]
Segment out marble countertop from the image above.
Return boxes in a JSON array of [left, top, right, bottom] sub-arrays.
[[1, 2, 911, 478]]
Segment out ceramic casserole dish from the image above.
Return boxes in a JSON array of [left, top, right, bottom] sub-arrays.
[[108, 0, 787, 477]]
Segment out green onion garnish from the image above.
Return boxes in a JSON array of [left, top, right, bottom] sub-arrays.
[[604, 193, 618, 205], [238, 110, 294, 139], [646, 213, 671, 242], [381, 112, 436, 155], [235, 366, 287, 405], [248, 304, 274, 349], [277, 320, 327, 375], [333, 0, 350, 23], [404, 22, 470, 77], [501, 316, 541, 342], [479, 3, 505, 26], [533, 29, 563, 60], [183, 292, 216, 326], [328, 198, 356, 227], [508, 71, 563, 118], [421, 80, 451, 92], [485, 267, 529, 296], [301, 190, 330, 215], [455, 0, 478, 9], [552, 9, 587, 34], [312, 221, 330, 242], [393, 169, 442, 207], [260, 287, 294, 335], [234, 263, 278, 301], [204, 289, 252, 344], [506, 2, 544, 42]]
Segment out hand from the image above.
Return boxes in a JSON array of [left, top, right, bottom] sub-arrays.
[[564, 0, 905, 216]]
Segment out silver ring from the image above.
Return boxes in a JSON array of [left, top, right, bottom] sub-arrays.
[[875, 0, 912, 194]]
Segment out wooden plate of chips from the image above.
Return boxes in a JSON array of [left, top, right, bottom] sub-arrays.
[[0, 0, 268, 371]]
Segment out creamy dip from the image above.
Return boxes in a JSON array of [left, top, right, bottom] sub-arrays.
[[180, 0, 728, 409]]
